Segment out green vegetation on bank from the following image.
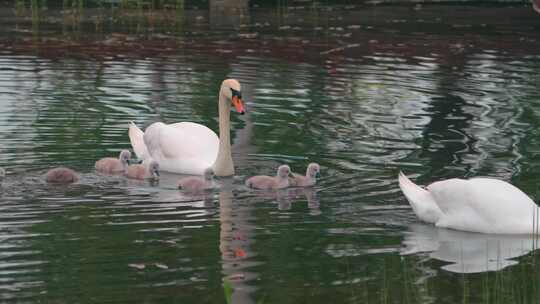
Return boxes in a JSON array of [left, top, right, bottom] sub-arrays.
[[11, 0, 203, 9]]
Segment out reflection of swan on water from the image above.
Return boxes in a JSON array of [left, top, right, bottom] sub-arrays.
[[305, 188, 321, 215], [401, 224, 538, 273], [219, 181, 257, 304]]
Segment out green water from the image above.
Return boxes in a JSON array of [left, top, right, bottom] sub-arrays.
[[1, 3, 540, 303]]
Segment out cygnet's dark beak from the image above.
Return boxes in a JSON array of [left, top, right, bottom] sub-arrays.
[[315, 172, 321, 179]]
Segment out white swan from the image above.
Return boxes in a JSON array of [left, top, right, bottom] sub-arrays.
[[128, 79, 245, 176], [398, 172, 540, 234]]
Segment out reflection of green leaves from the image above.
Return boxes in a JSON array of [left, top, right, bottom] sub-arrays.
[[14, 0, 26, 16], [223, 278, 233, 304]]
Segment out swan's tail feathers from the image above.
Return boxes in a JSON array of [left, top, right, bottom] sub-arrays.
[[398, 171, 443, 224], [128, 122, 149, 160]]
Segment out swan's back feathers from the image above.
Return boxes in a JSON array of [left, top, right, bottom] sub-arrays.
[[141, 122, 219, 175], [160, 122, 218, 159], [128, 122, 149, 160], [398, 172, 443, 224], [428, 177, 537, 233]]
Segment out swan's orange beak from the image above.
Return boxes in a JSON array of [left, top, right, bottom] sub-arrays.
[[232, 96, 245, 115]]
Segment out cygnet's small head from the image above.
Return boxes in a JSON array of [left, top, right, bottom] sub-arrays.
[[221, 79, 245, 115], [204, 168, 214, 181], [119, 150, 132, 163], [149, 161, 160, 179], [307, 163, 321, 178], [0, 168, 5, 180], [277, 165, 291, 179]]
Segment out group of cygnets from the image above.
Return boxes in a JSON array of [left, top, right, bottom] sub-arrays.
[[4, 149, 321, 193], [176, 162, 321, 191], [245, 163, 320, 189], [43, 149, 159, 184], [177, 162, 321, 191]]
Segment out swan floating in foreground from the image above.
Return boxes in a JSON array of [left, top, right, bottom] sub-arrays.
[[398, 172, 539, 234], [129, 79, 245, 176]]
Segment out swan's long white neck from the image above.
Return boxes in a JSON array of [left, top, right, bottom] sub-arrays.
[[213, 89, 234, 176]]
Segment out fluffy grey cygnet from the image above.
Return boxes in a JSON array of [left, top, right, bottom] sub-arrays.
[[178, 168, 215, 193], [245, 165, 291, 190], [290, 163, 320, 187], [125, 161, 160, 180], [46, 167, 79, 184], [95, 150, 131, 174]]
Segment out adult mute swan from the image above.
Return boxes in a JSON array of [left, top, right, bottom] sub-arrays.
[[398, 172, 539, 234], [128, 79, 245, 176]]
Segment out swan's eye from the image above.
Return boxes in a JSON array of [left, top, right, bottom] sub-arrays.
[[231, 88, 242, 99]]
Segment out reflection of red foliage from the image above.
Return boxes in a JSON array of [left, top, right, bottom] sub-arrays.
[[232, 232, 247, 241], [234, 248, 247, 258], [228, 273, 245, 281], [4, 7, 539, 66]]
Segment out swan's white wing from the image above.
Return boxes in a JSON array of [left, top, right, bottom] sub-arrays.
[[425, 178, 471, 215], [428, 178, 537, 233], [143, 122, 219, 174], [161, 122, 218, 159], [142, 122, 163, 161], [128, 122, 149, 160]]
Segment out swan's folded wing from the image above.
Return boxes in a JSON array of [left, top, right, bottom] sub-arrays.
[[427, 179, 488, 232], [428, 177, 536, 219], [425, 178, 470, 215], [159, 122, 219, 160], [427, 178, 537, 233], [128, 122, 150, 160], [143, 122, 166, 161]]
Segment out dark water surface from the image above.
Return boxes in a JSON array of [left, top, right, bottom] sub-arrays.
[[1, 3, 540, 303]]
